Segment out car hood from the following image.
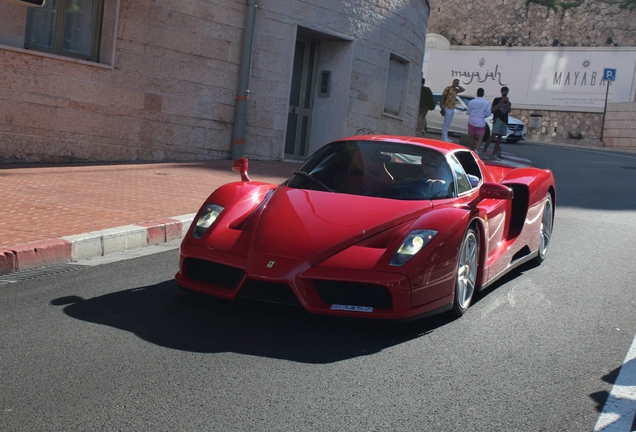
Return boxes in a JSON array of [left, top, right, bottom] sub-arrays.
[[250, 187, 429, 262]]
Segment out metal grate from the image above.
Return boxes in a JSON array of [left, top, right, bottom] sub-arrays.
[[0, 264, 90, 283]]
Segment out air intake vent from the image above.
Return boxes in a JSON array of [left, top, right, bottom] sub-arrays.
[[238, 280, 301, 306], [184, 258, 243, 289]]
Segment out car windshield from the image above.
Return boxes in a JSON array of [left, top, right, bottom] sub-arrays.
[[286, 141, 455, 200]]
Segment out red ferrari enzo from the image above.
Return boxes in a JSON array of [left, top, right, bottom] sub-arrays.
[[175, 136, 555, 320]]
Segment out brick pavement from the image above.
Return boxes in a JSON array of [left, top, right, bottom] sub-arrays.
[[0, 159, 299, 248]]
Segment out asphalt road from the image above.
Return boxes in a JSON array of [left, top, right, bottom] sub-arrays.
[[2, 142, 636, 431]]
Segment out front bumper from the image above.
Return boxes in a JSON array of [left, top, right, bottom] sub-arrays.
[[175, 243, 452, 320], [505, 124, 526, 141]]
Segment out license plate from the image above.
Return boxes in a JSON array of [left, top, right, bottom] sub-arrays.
[[330, 304, 374, 313]]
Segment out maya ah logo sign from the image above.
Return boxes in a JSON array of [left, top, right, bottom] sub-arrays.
[[450, 59, 508, 86]]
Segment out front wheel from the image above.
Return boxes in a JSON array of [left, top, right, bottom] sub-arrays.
[[534, 193, 554, 265], [452, 227, 479, 317]]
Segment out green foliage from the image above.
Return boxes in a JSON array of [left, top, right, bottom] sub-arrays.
[[560, 0, 585, 10], [527, 0, 636, 11], [526, 0, 558, 11], [615, 0, 636, 9]]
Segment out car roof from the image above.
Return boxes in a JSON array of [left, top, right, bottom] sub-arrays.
[[338, 135, 467, 156]]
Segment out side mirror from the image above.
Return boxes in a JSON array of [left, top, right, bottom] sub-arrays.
[[479, 182, 513, 200], [232, 158, 250, 182]]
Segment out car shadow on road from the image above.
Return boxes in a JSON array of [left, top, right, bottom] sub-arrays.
[[50, 280, 456, 364]]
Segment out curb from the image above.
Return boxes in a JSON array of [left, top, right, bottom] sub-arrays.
[[0, 214, 195, 276]]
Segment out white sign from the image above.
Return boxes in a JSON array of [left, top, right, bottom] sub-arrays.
[[423, 46, 636, 112]]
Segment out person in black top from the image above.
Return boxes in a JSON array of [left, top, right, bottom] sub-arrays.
[[417, 78, 436, 136], [481, 86, 510, 161]]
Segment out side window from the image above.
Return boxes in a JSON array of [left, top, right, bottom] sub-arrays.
[[25, 0, 104, 62], [383, 53, 409, 118], [448, 153, 473, 194], [453, 150, 483, 182]]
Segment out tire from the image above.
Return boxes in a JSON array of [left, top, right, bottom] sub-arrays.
[[534, 193, 554, 265], [452, 227, 478, 317]]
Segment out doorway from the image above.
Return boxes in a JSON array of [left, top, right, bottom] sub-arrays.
[[284, 37, 317, 160]]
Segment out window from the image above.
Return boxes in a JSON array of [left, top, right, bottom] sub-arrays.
[[384, 54, 409, 118], [448, 153, 474, 195], [25, 0, 104, 62], [453, 150, 483, 180]]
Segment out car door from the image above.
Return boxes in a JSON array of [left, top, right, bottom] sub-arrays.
[[449, 151, 511, 280]]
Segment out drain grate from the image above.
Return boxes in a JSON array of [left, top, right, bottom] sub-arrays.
[[0, 264, 90, 283]]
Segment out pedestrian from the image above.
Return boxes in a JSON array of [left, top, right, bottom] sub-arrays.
[[465, 88, 492, 152], [440, 78, 465, 142], [482, 86, 511, 161], [417, 78, 435, 136]]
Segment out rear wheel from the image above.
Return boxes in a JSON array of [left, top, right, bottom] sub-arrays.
[[452, 227, 478, 317], [534, 193, 554, 265]]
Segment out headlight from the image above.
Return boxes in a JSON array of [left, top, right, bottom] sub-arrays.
[[390, 230, 438, 266], [192, 204, 224, 239]]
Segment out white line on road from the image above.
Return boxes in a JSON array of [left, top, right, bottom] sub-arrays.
[[595, 334, 636, 431]]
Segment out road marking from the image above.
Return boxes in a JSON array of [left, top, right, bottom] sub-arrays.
[[595, 334, 636, 431]]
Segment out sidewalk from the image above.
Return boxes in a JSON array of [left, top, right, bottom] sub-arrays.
[[1, 159, 299, 275]]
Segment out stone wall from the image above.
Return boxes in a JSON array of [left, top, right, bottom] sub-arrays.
[[513, 109, 604, 140], [516, 104, 636, 151], [603, 103, 636, 151], [428, 0, 636, 48]]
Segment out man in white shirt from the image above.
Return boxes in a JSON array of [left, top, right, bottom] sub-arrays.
[[465, 88, 492, 153]]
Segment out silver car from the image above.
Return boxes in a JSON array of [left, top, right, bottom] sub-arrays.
[[426, 93, 526, 143]]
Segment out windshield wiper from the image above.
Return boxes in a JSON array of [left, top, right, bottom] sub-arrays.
[[292, 170, 334, 192]]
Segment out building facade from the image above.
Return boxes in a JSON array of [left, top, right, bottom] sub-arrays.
[[0, 0, 430, 164]]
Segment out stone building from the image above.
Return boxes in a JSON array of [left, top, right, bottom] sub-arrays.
[[0, 0, 430, 164], [427, 0, 636, 150]]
